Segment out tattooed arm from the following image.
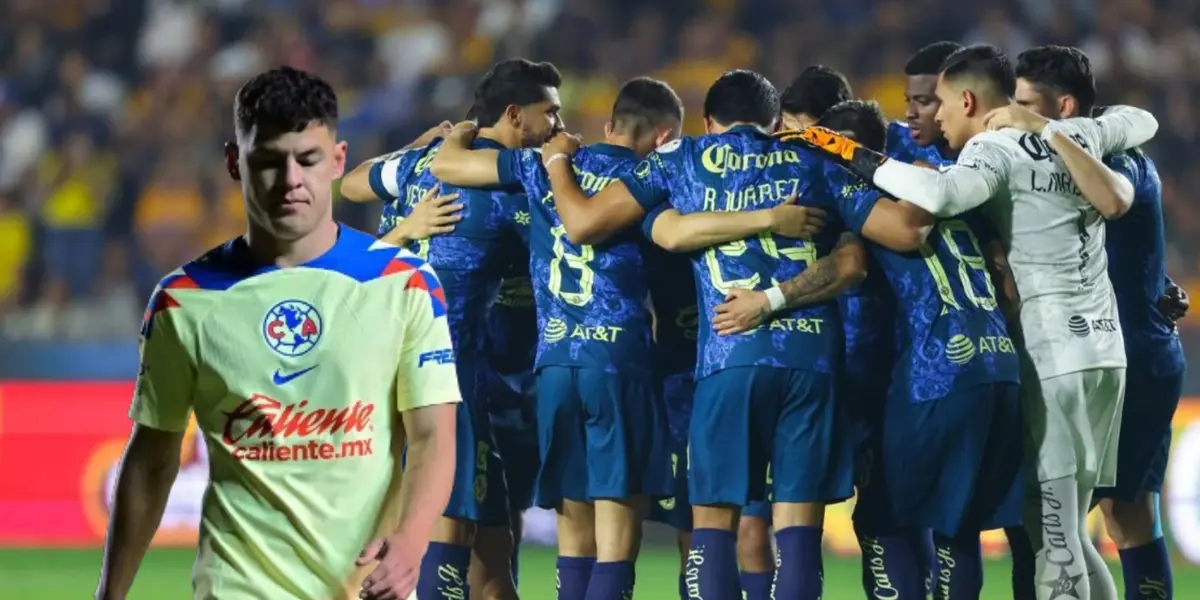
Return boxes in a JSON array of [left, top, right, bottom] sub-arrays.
[[712, 233, 868, 335]]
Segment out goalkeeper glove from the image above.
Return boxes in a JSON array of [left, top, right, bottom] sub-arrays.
[[776, 126, 890, 181]]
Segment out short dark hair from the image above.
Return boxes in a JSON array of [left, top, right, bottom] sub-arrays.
[[610, 77, 684, 138], [234, 66, 338, 137], [818, 100, 888, 153], [1015, 45, 1096, 116], [472, 58, 562, 127], [780, 65, 852, 119], [904, 41, 964, 76], [940, 44, 1016, 99], [703, 69, 779, 128]]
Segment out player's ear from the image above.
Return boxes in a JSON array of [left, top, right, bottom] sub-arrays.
[[332, 140, 348, 178], [962, 89, 978, 118], [223, 141, 240, 181], [703, 116, 715, 134], [504, 104, 522, 129], [653, 125, 675, 147], [603, 120, 614, 138], [1059, 95, 1078, 119]]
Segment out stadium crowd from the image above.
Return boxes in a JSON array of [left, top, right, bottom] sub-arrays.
[[1, 0, 1199, 347]]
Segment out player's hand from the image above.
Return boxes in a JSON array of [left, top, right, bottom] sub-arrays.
[[768, 194, 826, 239], [446, 120, 480, 144], [409, 184, 463, 236], [713, 288, 772, 335], [983, 105, 1049, 134], [1159, 282, 1189, 324], [411, 121, 453, 148], [542, 131, 582, 163], [356, 532, 422, 600], [779, 126, 888, 181]]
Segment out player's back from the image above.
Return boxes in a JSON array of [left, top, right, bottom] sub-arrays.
[[970, 125, 1125, 377], [652, 127, 844, 378], [1103, 149, 1183, 368], [501, 143, 653, 373], [135, 228, 458, 599], [385, 137, 527, 360]]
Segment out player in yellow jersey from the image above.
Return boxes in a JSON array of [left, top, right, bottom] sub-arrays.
[[94, 67, 461, 600]]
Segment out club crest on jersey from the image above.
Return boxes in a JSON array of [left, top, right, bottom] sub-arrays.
[[262, 299, 323, 357]]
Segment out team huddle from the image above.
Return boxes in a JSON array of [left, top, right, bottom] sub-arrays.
[[93, 38, 1187, 600]]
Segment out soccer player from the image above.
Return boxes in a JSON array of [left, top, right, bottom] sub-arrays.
[[797, 45, 1158, 600], [483, 263, 539, 592], [1013, 45, 1186, 600], [889, 41, 964, 165], [341, 58, 565, 599], [775, 99, 1025, 599], [545, 69, 862, 600], [94, 66, 459, 600], [779, 65, 853, 130], [430, 76, 821, 600]]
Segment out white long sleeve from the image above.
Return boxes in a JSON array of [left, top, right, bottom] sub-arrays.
[[871, 132, 1014, 217], [1044, 105, 1158, 156]]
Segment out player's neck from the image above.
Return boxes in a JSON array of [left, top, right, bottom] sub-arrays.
[[244, 218, 339, 268], [603, 133, 636, 151], [477, 126, 520, 149]]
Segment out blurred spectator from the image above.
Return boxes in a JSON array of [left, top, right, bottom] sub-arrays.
[[0, 0, 1196, 358]]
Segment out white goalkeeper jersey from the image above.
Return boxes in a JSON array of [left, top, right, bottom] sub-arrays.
[[875, 106, 1157, 379], [130, 226, 461, 599]]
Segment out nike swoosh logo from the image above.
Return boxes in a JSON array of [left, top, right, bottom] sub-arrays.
[[273, 366, 317, 385]]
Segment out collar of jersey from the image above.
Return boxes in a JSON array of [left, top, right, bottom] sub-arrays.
[[471, 137, 508, 151], [588, 143, 636, 158], [727, 124, 772, 138], [219, 225, 361, 276]]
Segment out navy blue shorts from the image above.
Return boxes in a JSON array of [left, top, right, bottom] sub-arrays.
[[445, 360, 511, 526], [488, 370, 539, 513], [534, 366, 672, 508], [689, 367, 854, 507], [1094, 363, 1184, 502], [648, 371, 695, 531], [881, 383, 1025, 537], [742, 501, 772, 521]]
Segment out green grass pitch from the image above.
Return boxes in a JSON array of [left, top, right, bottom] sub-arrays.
[[4, 545, 1200, 599]]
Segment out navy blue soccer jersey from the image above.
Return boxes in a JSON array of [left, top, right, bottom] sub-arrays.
[[496, 143, 653, 374], [621, 126, 844, 379], [827, 163, 1020, 402], [488, 260, 538, 378], [1105, 149, 1185, 373], [368, 137, 529, 360], [886, 121, 955, 168]]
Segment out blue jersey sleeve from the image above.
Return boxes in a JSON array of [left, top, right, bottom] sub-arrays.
[[367, 147, 425, 201], [619, 144, 677, 213], [1105, 150, 1146, 198], [640, 203, 671, 240], [826, 162, 880, 236], [497, 147, 546, 191]]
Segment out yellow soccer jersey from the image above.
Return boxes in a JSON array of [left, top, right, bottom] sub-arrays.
[[130, 227, 461, 600]]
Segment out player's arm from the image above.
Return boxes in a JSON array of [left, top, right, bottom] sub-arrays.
[[827, 164, 934, 252], [784, 128, 1008, 218], [1081, 105, 1159, 154], [96, 425, 185, 600], [1048, 133, 1133, 219], [544, 134, 653, 245], [646, 198, 826, 253], [388, 268, 461, 542], [712, 233, 867, 335], [97, 298, 195, 600], [341, 124, 452, 202], [428, 122, 510, 187]]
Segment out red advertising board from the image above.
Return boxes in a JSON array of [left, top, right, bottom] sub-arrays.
[[3, 381, 1200, 563]]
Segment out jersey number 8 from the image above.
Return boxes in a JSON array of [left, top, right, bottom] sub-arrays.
[[704, 233, 817, 293], [548, 225, 595, 306], [921, 220, 997, 312]]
